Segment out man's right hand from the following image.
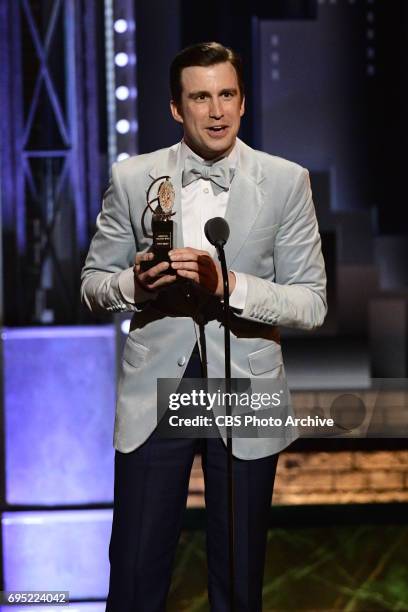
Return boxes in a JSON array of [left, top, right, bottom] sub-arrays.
[[134, 252, 177, 293]]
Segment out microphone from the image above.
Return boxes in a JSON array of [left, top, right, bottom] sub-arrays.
[[204, 215, 235, 607], [204, 217, 230, 248]]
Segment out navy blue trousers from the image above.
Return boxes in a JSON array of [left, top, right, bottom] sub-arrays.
[[106, 350, 280, 612]]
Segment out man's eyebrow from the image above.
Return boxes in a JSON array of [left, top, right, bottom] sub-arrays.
[[188, 90, 210, 98], [220, 88, 238, 95], [187, 87, 238, 98]]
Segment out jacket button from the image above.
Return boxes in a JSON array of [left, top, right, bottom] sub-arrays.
[[178, 356, 186, 366]]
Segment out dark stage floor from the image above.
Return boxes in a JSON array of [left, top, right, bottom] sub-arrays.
[[168, 520, 408, 611]]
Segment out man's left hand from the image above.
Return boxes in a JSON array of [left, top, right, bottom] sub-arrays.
[[169, 247, 236, 298]]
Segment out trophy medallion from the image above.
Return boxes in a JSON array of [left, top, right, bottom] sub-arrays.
[[140, 176, 176, 274]]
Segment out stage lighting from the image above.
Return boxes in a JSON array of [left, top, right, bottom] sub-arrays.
[[114, 19, 128, 33], [116, 119, 130, 134], [116, 86, 130, 100], [115, 52, 128, 67]]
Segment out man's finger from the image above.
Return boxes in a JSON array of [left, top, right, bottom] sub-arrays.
[[140, 261, 170, 278], [135, 261, 170, 287], [169, 248, 210, 261], [169, 253, 212, 265], [145, 274, 177, 290], [135, 252, 154, 265], [176, 269, 200, 282], [171, 261, 200, 272]]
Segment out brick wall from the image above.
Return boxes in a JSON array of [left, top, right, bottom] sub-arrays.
[[273, 450, 408, 505], [187, 388, 408, 507], [187, 451, 408, 507]]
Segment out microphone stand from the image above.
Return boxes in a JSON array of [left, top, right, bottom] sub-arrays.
[[215, 243, 235, 612]]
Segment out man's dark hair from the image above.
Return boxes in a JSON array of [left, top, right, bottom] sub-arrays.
[[170, 41, 244, 106]]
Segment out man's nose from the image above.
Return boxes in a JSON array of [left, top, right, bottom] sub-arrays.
[[209, 98, 223, 118]]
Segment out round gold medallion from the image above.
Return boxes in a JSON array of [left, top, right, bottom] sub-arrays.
[[158, 179, 175, 214]]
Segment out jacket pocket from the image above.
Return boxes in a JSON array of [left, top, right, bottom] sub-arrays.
[[123, 337, 149, 368], [248, 344, 283, 375]]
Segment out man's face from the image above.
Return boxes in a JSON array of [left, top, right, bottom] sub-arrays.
[[170, 61, 245, 160]]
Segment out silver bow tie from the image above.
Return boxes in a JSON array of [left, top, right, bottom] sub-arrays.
[[182, 156, 234, 196]]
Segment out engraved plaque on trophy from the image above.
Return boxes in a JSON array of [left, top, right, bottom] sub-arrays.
[[140, 176, 176, 274]]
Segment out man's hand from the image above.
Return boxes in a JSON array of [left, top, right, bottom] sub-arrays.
[[169, 247, 236, 298], [134, 252, 177, 292]]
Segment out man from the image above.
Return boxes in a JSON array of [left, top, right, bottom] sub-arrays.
[[81, 42, 327, 612]]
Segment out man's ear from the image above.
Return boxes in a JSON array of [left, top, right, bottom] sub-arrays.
[[239, 95, 246, 117], [170, 100, 184, 124]]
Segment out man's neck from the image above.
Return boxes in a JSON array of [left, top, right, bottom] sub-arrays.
[[182, 139, 238, 165]]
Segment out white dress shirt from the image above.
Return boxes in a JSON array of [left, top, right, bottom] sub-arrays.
[[118, 139, 248, 310]]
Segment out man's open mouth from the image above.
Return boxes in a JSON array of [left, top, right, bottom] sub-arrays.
[[207, 126, 228, 134]]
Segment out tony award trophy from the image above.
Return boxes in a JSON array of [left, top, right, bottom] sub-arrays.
[[140, 176, 176, 274]]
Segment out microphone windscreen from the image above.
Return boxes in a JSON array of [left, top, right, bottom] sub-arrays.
[[204, 217, 230, 247]]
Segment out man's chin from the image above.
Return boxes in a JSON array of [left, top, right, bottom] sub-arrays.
[[201, 139, 236, 160]]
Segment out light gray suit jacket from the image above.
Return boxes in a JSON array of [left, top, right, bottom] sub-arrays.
[[81, 138, 327, 459]]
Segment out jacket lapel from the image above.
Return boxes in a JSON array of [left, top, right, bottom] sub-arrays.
[[224, 139, 265, 267]]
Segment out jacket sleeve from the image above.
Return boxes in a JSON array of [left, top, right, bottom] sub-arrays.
[[80, 163, 154, 314], [237, 169, 327, 330]]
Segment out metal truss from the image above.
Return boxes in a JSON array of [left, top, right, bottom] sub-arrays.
[[0, 0, 101, 324]]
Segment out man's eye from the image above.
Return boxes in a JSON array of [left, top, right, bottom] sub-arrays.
[[223, 92, 233, 98]]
